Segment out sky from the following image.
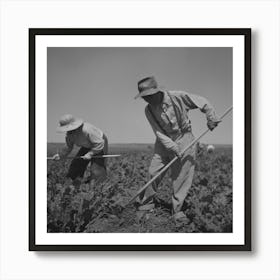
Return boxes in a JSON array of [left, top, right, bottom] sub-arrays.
[[47, 47, 232, 144]]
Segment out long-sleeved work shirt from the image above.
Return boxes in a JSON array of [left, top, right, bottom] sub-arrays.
[[64, 122, 104, 156], [145, 90, 220, 151]]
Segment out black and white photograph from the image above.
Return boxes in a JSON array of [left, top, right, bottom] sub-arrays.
[[29, 29, 251, 250], [5, 0, 280, 278]]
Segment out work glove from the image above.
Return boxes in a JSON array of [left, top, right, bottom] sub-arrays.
[[207, 119, 221, 131], [81, 153, 92, 161], [52, 153, 60, 160]]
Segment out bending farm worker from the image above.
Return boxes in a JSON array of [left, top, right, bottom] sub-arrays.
[[53, 114, 108, 184], [135, 76, 221, 222]]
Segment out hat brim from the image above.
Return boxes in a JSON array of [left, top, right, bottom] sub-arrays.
[[134, 87, 164, 99], [56, 119, 84, 133]]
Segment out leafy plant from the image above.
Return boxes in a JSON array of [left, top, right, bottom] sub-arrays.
[[47, 145, 232, 233]]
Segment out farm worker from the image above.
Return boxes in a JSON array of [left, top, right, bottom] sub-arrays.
[[52, 114, 108, 183], [135, 76, 221, 221]]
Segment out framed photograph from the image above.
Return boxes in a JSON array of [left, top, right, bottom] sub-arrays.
[[29, 28, 251, 251]]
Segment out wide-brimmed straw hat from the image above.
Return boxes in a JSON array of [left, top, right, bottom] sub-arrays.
[[56, 114, 84, 132], [134, 76, 164, 99]]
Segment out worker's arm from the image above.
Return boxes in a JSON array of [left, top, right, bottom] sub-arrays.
[[179, 91, 221, 130], [82, 131, 105, 160]]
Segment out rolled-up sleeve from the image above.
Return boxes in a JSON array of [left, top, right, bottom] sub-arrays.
[[179, 91, 220, 123], [155, 131, 178, 153], [86, 133, 104, 156]]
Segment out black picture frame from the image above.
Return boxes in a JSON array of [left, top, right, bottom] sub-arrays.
[[29, 28, 251, 251]]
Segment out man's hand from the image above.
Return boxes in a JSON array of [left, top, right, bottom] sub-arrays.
[[52, 153, 60, 160], [81, 154, 92, 160], [207, 119, 221, 131], [173, 144, 183, 158]]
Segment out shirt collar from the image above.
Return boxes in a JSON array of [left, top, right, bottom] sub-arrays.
[[150, 91, 171, 110]]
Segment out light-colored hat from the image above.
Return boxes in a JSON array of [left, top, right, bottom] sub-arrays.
[[134, 76, 163, 99], [56, 114, 84, 132]]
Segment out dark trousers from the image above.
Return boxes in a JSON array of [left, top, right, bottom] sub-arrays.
[[67, 134, 108, 180]]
